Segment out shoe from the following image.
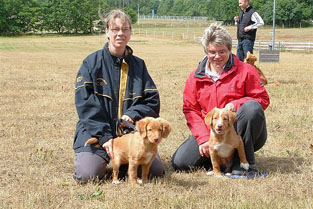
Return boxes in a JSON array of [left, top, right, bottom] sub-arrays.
[[231, 152, 245, 175], [228, 165, 268, 179], [232, 167, 257, 175]]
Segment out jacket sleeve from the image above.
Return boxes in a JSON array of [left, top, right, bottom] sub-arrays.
[[231, 65, 270, 111], [75, 60, 113, 146], [183, 72, 210, 145], [124, 61, 160, 121]]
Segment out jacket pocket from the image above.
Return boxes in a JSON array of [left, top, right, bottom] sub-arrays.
[[94, 77, 113, 100]]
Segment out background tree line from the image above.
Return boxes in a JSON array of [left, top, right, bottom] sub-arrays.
[[0, 0, 312, 35]]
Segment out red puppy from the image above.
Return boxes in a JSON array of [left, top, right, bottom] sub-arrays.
[[205, 107, 249, 176], [85, 117, 171, 186]]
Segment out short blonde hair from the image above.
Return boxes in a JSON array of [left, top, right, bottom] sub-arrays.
[[200, 23, 232, 53], [104, 9, 132, 30]]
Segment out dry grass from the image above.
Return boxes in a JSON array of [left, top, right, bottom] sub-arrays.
[[0, 32, 313, 209]]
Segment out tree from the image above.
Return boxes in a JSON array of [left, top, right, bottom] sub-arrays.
[[123, 7, 138, 25], [157, 0, 174, 16], [0, 0, 40, 35]]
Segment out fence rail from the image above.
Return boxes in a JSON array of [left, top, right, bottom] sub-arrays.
[[132, 29, 313, 52], [234, 40, 313, 52], [138, 15, 208, 20]]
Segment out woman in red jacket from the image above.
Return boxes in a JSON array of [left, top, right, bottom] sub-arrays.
[[171, 23, 270, 175]]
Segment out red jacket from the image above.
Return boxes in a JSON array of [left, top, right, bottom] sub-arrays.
[[183, 55, 270, 145]]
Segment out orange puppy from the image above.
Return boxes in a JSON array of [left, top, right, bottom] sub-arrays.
[[245, 51, 268, 85], [204, 108, 249, 176], [85, 117, 171, 186]]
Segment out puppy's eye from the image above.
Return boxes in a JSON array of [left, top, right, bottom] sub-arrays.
[[148, 128, 152, 132]]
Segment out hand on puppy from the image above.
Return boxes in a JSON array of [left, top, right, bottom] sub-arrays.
[[225, 103, 236, 112], [120, 115, 134, 127], [103, 139, 114, 159]]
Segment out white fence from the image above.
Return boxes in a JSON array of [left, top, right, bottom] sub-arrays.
[[132, 29, 313, 52], [244, 40, 313, 52], [138, 15, 208, 20]]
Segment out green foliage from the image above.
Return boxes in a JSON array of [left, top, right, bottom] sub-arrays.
[[123, 8, 138, 25], [0, 0, 312, 35]]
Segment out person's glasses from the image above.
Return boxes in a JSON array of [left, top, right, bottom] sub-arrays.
[[207, 50, 229, 58], [110, 27, 130, 34]]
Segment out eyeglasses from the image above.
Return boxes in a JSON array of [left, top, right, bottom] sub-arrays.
[[109, 27, 130, 34], [207, 50, 229, 58]]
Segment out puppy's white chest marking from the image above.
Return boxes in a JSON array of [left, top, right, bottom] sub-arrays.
[[144, 152, 153, 164], [214, 142, 233, 158]]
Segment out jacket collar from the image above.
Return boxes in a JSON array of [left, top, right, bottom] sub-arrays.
[[104, 42, 133, 59], [195, 54, 235, 78], [243, 5, 252, 13]]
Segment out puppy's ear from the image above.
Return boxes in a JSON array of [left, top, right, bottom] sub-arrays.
[[204, 108, 215, 126], [160, 119, 171, 138], [136, 117, 149, 138]]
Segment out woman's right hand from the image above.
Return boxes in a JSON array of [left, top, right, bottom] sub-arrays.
[[102, 139, 114, 159], [199, 141, 210, 158], [234, 16, 239, 22]]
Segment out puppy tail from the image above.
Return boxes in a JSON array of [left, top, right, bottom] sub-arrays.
[[84, 137, 99, 147]]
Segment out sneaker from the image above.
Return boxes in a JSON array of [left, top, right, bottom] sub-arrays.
[[228, 164, 268, 179], [231, 152, 246, 175], [232, 167, 257, 175]]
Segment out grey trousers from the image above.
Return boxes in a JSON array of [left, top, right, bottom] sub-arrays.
[[172, 100, 267, 171], [73, 151, 165, 184]]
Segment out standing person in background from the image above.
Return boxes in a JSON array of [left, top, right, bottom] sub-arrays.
[[73, 9, 164, 184], [234, 0, 264, 61]]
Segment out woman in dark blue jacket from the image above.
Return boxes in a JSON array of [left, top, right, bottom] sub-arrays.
[[73, 9, 162, 184]]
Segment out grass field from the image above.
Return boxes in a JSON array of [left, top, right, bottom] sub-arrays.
[[0, 28, 313, 208]]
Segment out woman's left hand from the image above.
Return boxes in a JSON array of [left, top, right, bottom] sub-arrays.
[[121, 115, 134, 126], [225, 103, 236, 112]]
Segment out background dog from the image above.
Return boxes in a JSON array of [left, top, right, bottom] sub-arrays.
[[204, 108, 249, 176], [85, 117, 171, 186], [245, 52, 268, 85]]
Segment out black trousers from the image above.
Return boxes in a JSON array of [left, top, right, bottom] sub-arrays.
[[171, 100, 267, 171]]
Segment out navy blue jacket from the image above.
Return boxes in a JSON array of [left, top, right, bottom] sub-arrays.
[[73, 44, 160, 162]]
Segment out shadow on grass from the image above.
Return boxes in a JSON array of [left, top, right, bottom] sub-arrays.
[[256, 156, 306, 174], [93, 156, 306, 186]]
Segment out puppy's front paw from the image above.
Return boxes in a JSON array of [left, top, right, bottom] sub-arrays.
[[206, 171, 214, 176], [137, 179, 143, 184], [240, 162, 249, 171], [112, 180, 121, 184]]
